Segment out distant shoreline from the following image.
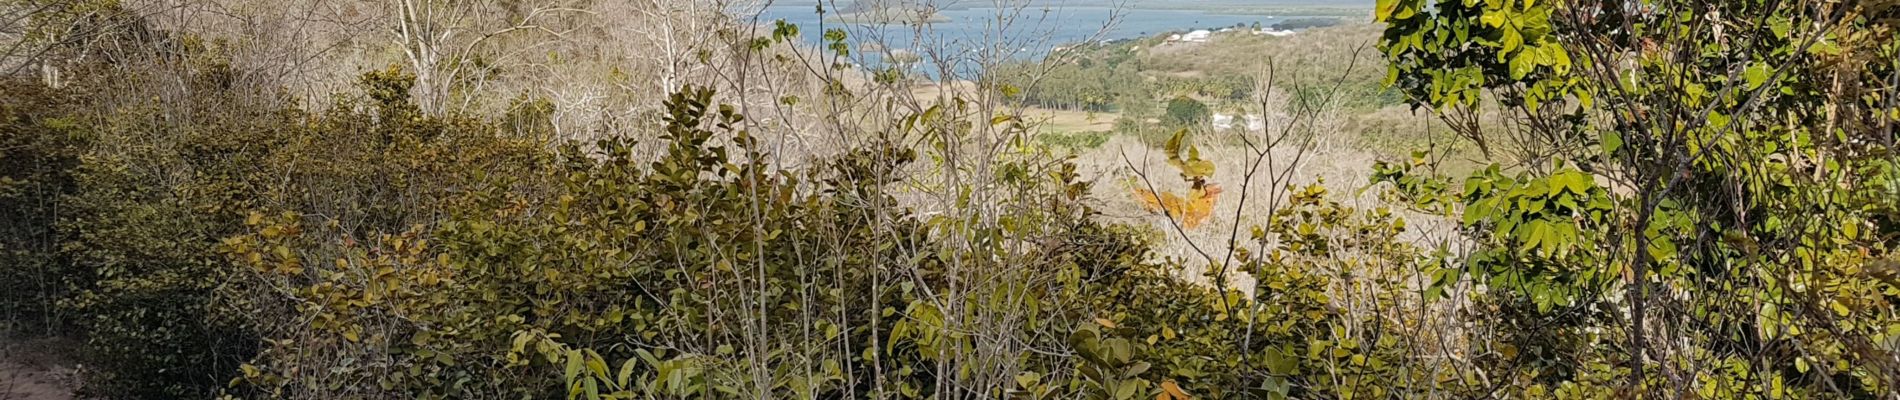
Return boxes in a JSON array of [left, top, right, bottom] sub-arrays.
[[754, 2, 1328, 80], [808, 6, 1367, 25], [826, 8, 953, 24], [1126, 5, 1370, 18]]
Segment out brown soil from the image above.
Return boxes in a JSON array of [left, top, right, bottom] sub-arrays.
[[1, 337, 79, 400]]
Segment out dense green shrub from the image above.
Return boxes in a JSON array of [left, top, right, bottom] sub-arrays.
[[9, 0, 1895, 398], [206, 83, 1456, 399], [7, 49, 283, 397], [0, 80, 87, 333], [1, 52, 544, 399], [1375, 0, 1900, 396], [1161, 97, 1209, 128]]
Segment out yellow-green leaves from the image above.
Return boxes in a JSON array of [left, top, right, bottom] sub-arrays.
[[1163, 130, 1215, 180], [1444, 165, 1616, 312], [1602, 131, 1624, 156], [1743, 62, 1771, 90], [1378, 0, 1578, 110], [1374, 0, 1403, 22]]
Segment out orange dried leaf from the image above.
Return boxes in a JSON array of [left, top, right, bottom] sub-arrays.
[[1181, 184, 1221, 229], [1133, 187, 1166, 213], [1130, 184, 1220, 229], [1158, 380, 1193, 400]]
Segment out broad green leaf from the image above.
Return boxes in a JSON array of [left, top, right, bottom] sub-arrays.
[[1509, 53, 1534, 80], [1164, 130, 1186, 160], [1481, 13, 1505, 28], [1744, 63, 1770, 90], [1602, 131, 1623, 155], [565, 349, 583, 385]]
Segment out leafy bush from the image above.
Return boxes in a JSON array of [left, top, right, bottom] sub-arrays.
[[1, 50, 543, 398], [8, 1, 1895, 398], [206, 82, 1461, 399], [1374, 0, 1900, 395], [1161, 97, 1209, 128], [0, 80, 87, 333]]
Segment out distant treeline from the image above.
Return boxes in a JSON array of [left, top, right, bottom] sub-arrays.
[[1273, 17, 1339, 30]]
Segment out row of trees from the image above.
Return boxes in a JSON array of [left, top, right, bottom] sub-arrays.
[[997, 40, 1260, 116], [995, 44, 1150, 113]]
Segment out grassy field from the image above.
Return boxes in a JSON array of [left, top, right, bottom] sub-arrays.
[[1025, 107, 1117, 132], [1018, 23, 1460, 156], [988, 19, 1486, 275], [903, 21, 1485, 269]]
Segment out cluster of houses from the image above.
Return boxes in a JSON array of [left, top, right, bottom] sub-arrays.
[[1053, 23, 1299, 54], [1166, 30, 1215, 43], [1164, 26, 1298, 44]]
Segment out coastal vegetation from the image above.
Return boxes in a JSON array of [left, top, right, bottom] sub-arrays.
[[3, 0, 1899, 399], [829, 0, 952, 24]]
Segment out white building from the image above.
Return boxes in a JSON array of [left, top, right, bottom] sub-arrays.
[[1182, 30, 1213, 43], [1254, 28, 1297, 37], [1212, 114, 1267, 132], [1211, 113, 1236, 131]]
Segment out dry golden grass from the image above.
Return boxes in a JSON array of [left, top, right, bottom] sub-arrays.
[[1144, 23, 1389, 81], [1024, 107, 1117, 133]]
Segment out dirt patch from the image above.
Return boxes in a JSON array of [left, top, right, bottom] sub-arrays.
[[1, 337, 80, 400]]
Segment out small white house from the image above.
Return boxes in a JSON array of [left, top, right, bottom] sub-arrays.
[[1211, 113, 1236, 131], [1212, 114, 1267, 132]]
